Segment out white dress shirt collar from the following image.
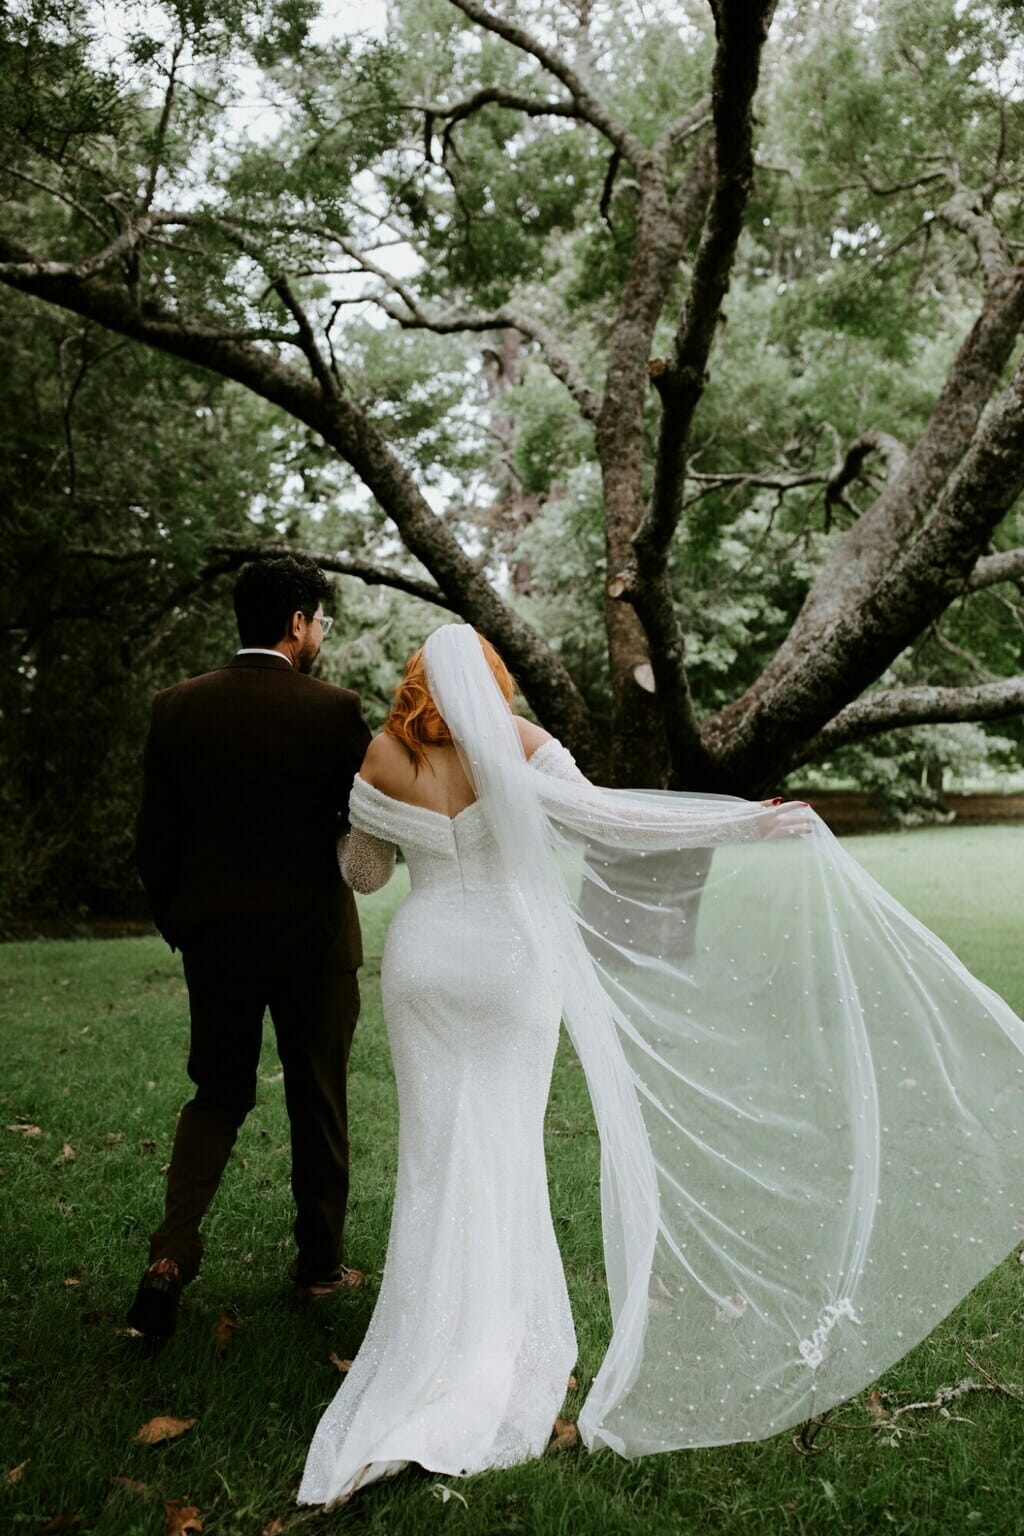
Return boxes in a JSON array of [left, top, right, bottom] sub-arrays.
[[236, 648, 292, 665]]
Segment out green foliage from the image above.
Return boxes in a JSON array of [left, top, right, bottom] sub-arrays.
[[0, 288, 283, 930]]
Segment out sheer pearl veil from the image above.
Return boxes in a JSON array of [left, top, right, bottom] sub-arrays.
[[421, 623, 1024, 1456]]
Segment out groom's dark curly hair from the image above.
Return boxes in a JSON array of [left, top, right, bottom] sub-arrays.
[[233, 554, 334, 647]]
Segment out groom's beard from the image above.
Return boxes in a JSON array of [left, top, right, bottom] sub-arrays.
[[296, 638, 320, 676]]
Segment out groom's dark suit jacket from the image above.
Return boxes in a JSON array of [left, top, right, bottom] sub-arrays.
[[135, 653, 372, 972]]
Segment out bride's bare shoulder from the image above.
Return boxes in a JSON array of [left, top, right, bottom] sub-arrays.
[[513, 715, 553, 760], [359, 730, 410, 788]]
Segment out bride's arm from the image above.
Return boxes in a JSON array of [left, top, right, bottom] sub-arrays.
[[338, 827, 397, 893], [527, 737, 814, 844]]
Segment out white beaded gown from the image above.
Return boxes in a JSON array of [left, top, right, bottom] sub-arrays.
[[298, 640, 1024, 1506], [298, 742, 579, 1504]]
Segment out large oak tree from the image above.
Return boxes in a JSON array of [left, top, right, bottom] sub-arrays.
[[2, 0, 1023, 790]]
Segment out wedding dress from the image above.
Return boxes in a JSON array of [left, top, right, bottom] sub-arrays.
[[298, 625, 1024, 1506]]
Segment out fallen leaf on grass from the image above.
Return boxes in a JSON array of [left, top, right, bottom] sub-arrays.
[[5, 1123, 43, 1137], [37, 1517, 83, 1533], [133, 1416, 197, 1447], [63, 1274, 83, 1288], [866, 1389, 887, 1423], [164, 1500, 203, 1536], [567, 1373, 578, 1392], [261, 1519, 285, 1536], [110, 1476, 154, 1499], [7, 1459, 29, 1485], [328, 1353, 352, 1373], [53, 1142, 76, 1166], [546, 1418, 579, 1454], [429, 1483, 468, 1507], [103, 1132, 125, 1145], [140, 1139, 157, 1155], [213, 1309, 240, 1357]]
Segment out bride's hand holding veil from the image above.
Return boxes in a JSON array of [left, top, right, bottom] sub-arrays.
[[759, 796, 818, 837]]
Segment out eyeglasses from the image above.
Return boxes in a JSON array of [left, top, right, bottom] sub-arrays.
[[316, 614, 334, 637]]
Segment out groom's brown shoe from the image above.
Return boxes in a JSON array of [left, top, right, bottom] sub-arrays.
[[127, 1257, 184, 1338], [288, 1260, 365, 1299]]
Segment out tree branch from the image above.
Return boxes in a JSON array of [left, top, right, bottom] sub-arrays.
[[936, 183, 1013, 287], [206, 544, 454, 607], [0, 229, 602, 769], [655, 96, 713, 157], [444, 0, 650, 168], [705, 348, 1024, 787], [381, 298, 601, 424], [797, 677, 1024, 762], [636, 0, 777, 562], [968, 547, 1024, 591], [141, 37, 183, 213], [271, 273, 342, 400], [617, 0, 776, 786], [0, 164, 111, 239], [739, 263, 1024, 705], [0, 220, 148, 282], [419, 86, 581, 164], [826, 431, 910, 505]]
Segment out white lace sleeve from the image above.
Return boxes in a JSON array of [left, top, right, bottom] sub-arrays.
[[528, 738, 589, 783], [338, 827, 397, 893]]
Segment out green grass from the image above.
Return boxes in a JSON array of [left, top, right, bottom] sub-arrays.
[[1, 826, 1023, 1536]]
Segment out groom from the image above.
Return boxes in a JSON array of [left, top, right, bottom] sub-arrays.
[[129, 554, 373, 1337]]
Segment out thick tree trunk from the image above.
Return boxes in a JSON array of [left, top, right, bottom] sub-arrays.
[[595, 149, 713, 786]]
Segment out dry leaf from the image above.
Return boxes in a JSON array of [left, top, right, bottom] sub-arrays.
[[37, 1518, 83, 1533], [429, 1484, 468, 1508], [213, 1309, 239, 1357], [110, 1476, 153, 1499], [546, 1418, 579, 1454], [867, 1389, 886, 1422], [567, 1373, 578, 1392], [261, 1520, 285, 1536], [164, 1500, 203, 1536], [54, 1142, 76, 1166], [5, 1123, 42, 1137], [6, 1459, 29, 1485], [103, 1132, 125, 1145], [328, 1353, 352, 1373], [133, 1416, 197, 1447], [63, 1274, 82, 1288], [140, 1139, 157, 1155]]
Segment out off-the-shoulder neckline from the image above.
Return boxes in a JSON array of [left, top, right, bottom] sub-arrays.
[[352, 739, 563, 826], [353, 775, 481, 828]]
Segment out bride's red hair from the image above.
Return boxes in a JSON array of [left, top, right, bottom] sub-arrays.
[[385, 630, 515, 771]]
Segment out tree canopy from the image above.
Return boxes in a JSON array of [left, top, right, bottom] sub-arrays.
[[2, 0, 1023, 917]]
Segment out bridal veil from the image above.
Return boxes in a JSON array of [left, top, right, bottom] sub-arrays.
[[422, 623, 1024, 1457]]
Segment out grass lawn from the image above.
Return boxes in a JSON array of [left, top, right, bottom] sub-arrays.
[[1, 825, 1022, 1536]]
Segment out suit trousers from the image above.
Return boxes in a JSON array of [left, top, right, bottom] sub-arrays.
[[148, 954, 359, 1284]]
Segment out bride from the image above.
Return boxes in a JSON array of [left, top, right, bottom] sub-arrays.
[[298, 623, 1024, 1506]]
